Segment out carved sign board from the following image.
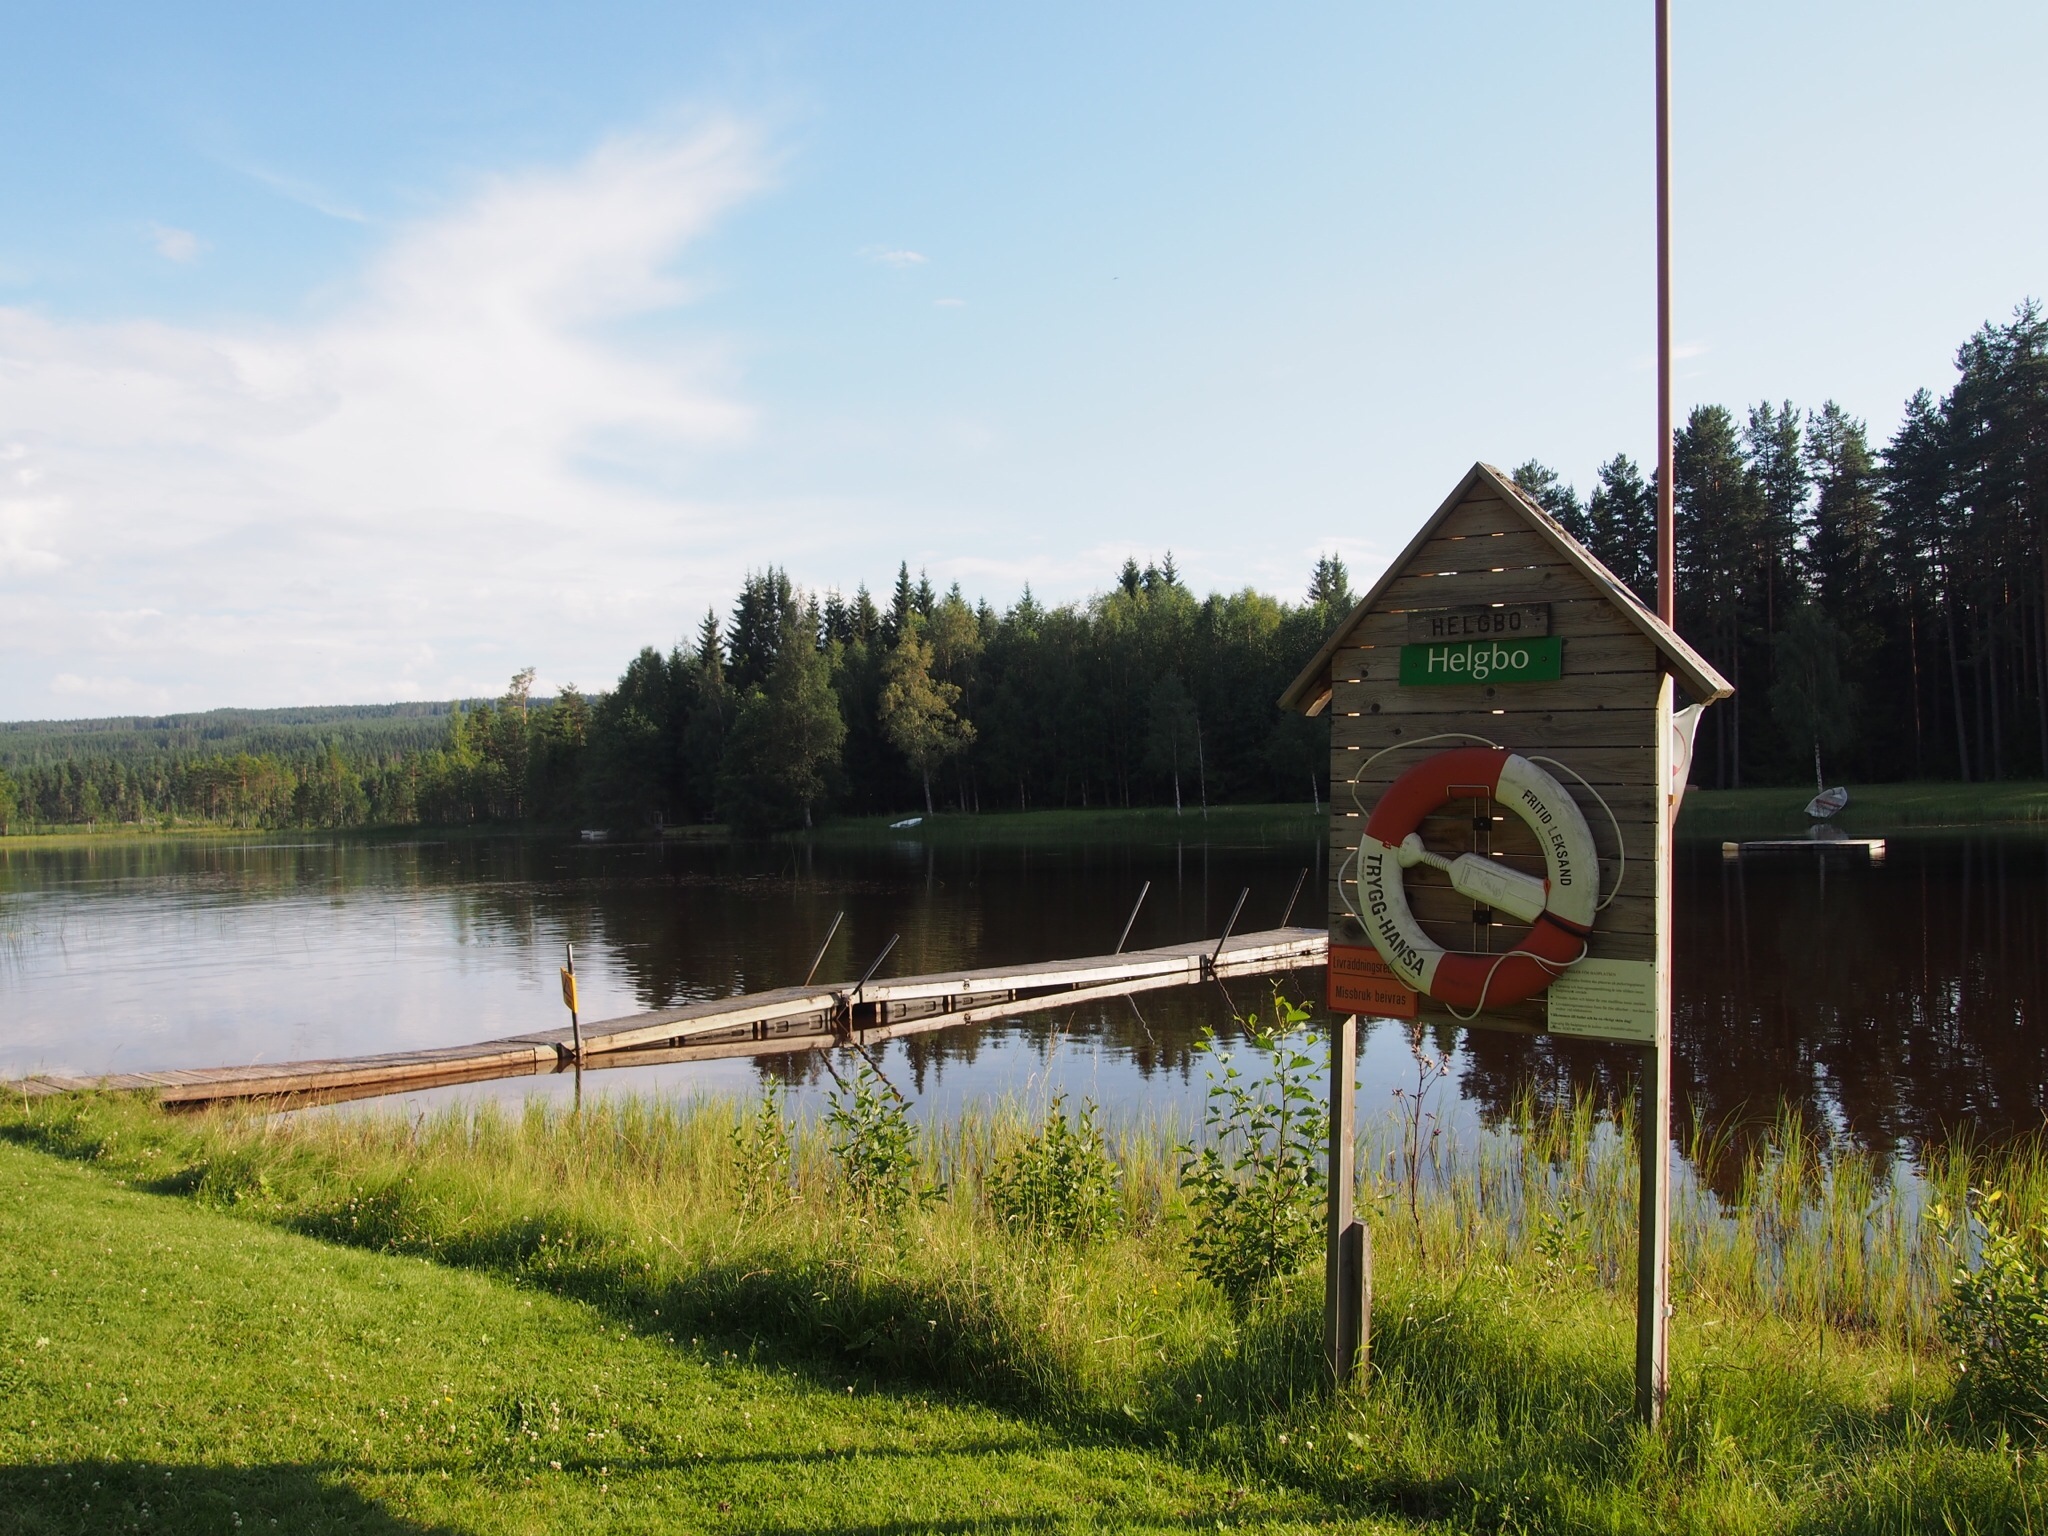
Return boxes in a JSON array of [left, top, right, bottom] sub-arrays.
[[1404, 603, 1551, 642], [1277, 462, 1731, 1044]]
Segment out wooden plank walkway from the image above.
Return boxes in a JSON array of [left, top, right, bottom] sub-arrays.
[[10, 927, 1328, 1110]]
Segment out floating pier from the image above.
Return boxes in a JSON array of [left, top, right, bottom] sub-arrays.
[[1721, 838, 1886, 860], [11, 926, 1328, 1110]]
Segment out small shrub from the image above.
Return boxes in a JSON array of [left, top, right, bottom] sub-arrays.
[[1530, 1200, 1590, 1291], [1178, 994, 1328, 1315], [987, 1096, 1122, 1244], [824, 1058, 933, 1218], [1936, 1186, 2048, 1436], [729, 1090, 791, 1210]]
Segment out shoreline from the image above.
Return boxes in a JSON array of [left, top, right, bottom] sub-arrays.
[[3, 780, 2045, 850]]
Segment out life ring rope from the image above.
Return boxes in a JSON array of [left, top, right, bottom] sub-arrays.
[[1522, 755, 1626, 911]]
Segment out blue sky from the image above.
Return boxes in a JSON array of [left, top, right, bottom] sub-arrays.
[[3, 1, 2043, 715]]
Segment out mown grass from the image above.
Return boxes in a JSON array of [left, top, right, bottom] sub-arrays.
[[0, 1132, 1384, 1535], [4, 1087, 2047, 1533], [1676, 780, 2048, 839]]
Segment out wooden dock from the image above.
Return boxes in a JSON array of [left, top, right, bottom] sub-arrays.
[[10, 926, 1328, 1110]]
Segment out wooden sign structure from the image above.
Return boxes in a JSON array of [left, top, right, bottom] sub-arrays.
[[1279, 460, 1730, 1418]]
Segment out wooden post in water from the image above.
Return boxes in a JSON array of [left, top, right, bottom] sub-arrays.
[[1323, 1011, 1367, 1387], [561, 944, 583, 1059], [560, 943, 585, 1111]]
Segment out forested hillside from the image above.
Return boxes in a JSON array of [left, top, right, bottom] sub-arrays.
[[1, 300, 2041, 834]]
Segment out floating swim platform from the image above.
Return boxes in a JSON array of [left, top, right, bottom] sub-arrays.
[[1721, 838, 1886, 860]]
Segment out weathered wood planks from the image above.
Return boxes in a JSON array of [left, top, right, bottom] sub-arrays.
[[9, 926, 1330, 1110]]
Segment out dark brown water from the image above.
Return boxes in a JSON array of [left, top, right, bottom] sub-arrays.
[[2, 830, 2042, 1150]]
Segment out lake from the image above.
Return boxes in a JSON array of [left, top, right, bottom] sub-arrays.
[[2, 827, 2042, 1157]]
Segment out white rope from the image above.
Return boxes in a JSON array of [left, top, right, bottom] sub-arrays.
[[1526, 754, 1628, 911]]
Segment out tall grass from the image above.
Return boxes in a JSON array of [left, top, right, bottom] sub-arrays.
[[7, 1085, 2047, 1532], [1353, 1091, 2046, 1349]]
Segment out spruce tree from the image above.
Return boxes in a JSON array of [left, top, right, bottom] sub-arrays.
[[1587, 455, 1656, 598], [1512, 460, 1591, 544]]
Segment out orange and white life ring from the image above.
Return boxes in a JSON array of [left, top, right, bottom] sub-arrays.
[[1353, 746, 1599, 1013]]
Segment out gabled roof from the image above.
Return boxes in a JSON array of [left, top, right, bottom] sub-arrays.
[[1279, 460, 1733, 715]]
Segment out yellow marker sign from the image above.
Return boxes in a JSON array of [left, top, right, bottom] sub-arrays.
[[559, 968, 579, 1013]]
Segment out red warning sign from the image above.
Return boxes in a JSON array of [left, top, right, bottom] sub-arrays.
[[1327, 943, 1419, 1018]]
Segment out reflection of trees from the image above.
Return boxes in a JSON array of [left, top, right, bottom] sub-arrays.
[[24, 830, 2043, 1175], [1453, 837, 2048, 1190], [548, 835, 1327, 1097]]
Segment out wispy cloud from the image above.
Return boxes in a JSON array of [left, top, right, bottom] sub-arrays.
[[859, 245, 927, 268], [148, 224, 205, 262], [0, 121, 774, 712], [237, 164, 373, 224], [1632, 340, 1710, 371], [933, 297, 965, 308]]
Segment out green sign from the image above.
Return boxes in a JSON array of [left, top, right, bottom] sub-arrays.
[[1399, 635, 1562, 686]]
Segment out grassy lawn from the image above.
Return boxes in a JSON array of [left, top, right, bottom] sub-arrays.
[[0, 1136, 1385, 1535], [5, 1090, 2046, 1533]]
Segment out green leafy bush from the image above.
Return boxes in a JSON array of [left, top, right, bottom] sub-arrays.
[[729, 1089, 792, 1210], [1936, 1186, 2048, 1435], [825, 1058, 932, 1217], [1178, 994, 1328, 1315], [987, 1096, 1122, 1244]]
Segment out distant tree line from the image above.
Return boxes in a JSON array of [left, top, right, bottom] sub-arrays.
[[3, 299, 2039, 833], [0, 561, 1352, 834], [1514, 300, 2048, 788], [492, 555, 1350, 833]]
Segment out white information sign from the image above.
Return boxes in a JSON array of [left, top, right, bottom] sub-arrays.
[[1546, 958, 1660, 1044]]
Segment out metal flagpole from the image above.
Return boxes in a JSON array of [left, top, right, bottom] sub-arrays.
[[1637, 0, 1676, 1429]]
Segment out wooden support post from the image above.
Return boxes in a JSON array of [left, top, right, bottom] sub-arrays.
[[1635, 673, 1677, 1424], [1324, 1011, 1367, 1387], [1346, 1220, 1370, 1381]]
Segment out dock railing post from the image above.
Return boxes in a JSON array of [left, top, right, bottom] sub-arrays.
[[1279, 867, 1308, 928], [842, 934, 901, 1028], [1206, 887, 1250, 977], [803, 911, 846, 988], [1114, 882, 1152, 955]]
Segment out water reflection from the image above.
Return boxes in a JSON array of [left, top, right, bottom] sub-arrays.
[[3, 830, 2043, 1158]]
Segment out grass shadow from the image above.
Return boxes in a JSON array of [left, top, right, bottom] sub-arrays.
[[0, 1460, 467, 1536]]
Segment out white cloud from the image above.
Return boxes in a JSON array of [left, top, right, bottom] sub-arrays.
[[149, 224, 205, 262], [933, 297, 966, 308], [50, 673, 173, 711], [860, 246, 927, 268], [0, 121, 775, 714]]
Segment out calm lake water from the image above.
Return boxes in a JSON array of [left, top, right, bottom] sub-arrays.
[[2, 828, 2043, 1156]]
